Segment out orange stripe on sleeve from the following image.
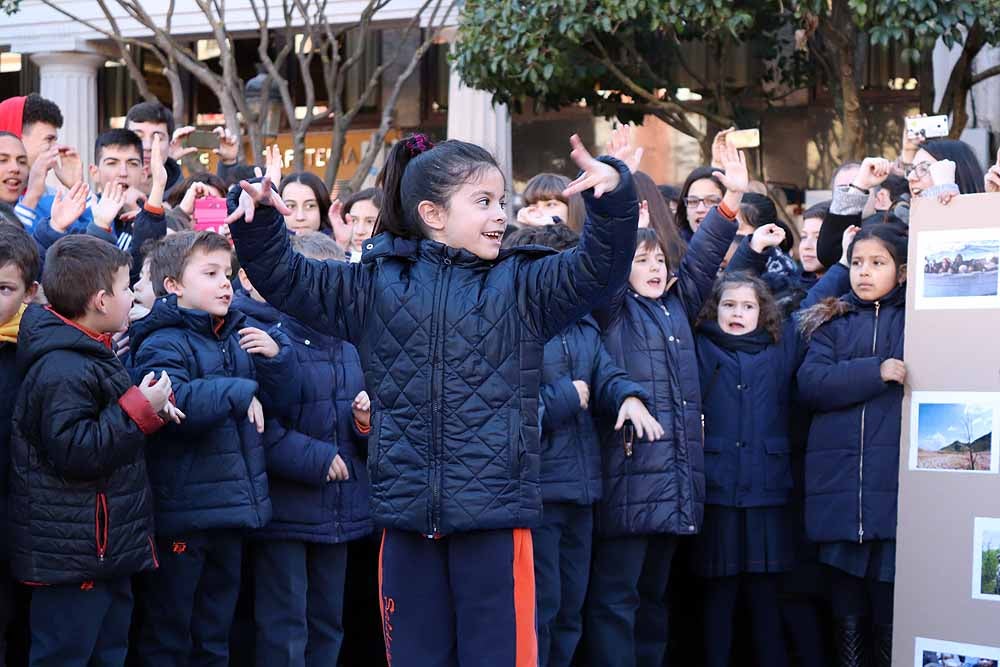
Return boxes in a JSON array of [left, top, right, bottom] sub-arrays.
[[512, 528, 538, 667]]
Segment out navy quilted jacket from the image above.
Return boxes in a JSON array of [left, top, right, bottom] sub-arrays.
[[11, 306, 159, 584], [0, 342, 16, 561], [596, 208, 736, 537], [238, 296, 373, 544], [130, 295, 292, 536], [538, 316, 648, 505], [796, 286, 905, 544], [230, 158, 638, 535]]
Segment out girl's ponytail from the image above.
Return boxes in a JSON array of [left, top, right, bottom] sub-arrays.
[[375, 134, 435, 239]]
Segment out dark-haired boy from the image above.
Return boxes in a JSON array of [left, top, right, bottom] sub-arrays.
[[0, 223, 39, 663], [11, 234, 181, 666], [34, 129, 156, 254], [131, 230, 293, 667]]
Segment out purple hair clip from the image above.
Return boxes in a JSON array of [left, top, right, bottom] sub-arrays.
[[405, 133, 434, 157]]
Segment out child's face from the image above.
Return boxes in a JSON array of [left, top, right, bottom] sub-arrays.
[[422, 167, 507, 260], [0, 136, 29, 205], [100, 266, 134, 333], [168, 249, 234, 316], [629, 242, 668, 299], [717, 285, 760, 335], [850, 239, 902, 302], [532, 198, 569, 223], [685, 178, 723, 233], [347, 198, 379, 253], [0, 262, 34, 325], [133, 259, 156, 311], [799, 216, 823, 274], [281, 182, 322, 234]]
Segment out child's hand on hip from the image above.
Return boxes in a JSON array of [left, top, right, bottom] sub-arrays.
[[352, 391, 371, 428], [239, 327, 279, 358], [327, 454, 350, 482], [615, 397, 664, 442]]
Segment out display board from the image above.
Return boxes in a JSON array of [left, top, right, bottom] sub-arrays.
[[894, 192, 1000, 666]]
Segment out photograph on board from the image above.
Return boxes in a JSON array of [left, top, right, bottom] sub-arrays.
[[915, 229, 1000, 310], [909, 392, 999, 474], [916, 636, 1000, 667], [971, 517, 1000, 602]]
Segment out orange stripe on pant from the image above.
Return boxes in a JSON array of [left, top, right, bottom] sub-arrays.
[[512, 527, 538, 667]]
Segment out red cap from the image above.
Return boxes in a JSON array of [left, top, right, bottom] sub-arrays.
[[0, 96, 26, 137]]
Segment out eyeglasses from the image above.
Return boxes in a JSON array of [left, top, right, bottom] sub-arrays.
[[683, 195, 723, 209], [905, 161, 932, 180]]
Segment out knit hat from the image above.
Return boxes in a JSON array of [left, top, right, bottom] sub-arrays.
[[0, 96, 26, 137]]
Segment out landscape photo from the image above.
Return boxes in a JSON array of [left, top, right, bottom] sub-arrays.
[[916, 230, 1000, 310], [915, 402, 995, 472], [972, 518, 1000, 602], [917, 637, 1000, 667]]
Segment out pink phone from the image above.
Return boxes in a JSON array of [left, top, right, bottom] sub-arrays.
[[193, 197, 228, 232]]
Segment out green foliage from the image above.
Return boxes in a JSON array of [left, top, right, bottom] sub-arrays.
[[0, 0, 21, 16], [983, 546, 999, 595]]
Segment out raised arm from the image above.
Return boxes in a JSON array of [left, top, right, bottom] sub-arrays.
[[227, 146, 369, 344], [518, 137, 639, 340]]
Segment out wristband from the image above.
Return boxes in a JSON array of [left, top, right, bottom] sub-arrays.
[[143, 202, 165, 216], [848, 184, 870, 195], [717, 200, 738, 221]]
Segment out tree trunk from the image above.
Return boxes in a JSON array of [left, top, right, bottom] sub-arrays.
[[835, 38, 864, 161], [326, 118, 350, 193], [293, 129, 307, 173]]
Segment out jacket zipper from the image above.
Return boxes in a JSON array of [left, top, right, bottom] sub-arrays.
[[858, 301, 880, 543], [561, 334, 590, 505], [428, 261, 450, 536], [95, 492, 109, 562]]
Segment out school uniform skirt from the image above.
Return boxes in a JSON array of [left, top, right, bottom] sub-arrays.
[[817, 539, 896, 583], [690, 505, 796, 578]]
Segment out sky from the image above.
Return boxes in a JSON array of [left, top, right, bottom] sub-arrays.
[[917, 402, 993, 451], [926, 240, 1000, 263]]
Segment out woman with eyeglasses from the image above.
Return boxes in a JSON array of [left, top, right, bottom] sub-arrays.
[[674, 166, 727, 242], [816, 138, 985, 269]]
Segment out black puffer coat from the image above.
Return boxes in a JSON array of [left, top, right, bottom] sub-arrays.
[[10, 305, 161, 584]]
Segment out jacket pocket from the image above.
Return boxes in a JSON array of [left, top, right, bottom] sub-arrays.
[[95, 492, 109, 562], [506, 410, 522, 477], [764, 437, 793, 491], [702, 437, 727, 490]]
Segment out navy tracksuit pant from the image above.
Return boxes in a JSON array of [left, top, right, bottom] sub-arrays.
[[253, 540, 348, 667], [29, 576, 132, 667], [584, 535, 679, 667], [378, 527, 537, 667], [137, 530, 243, 667], [532, 503, 592, 667]]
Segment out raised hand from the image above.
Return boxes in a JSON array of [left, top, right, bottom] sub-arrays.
[[53, 145, 83, 188], [225, 145, 292, 224], [179, 181, 212, 216], [49, 181, 89, 233], [928, 159, 956, 187], [852, 157, 892, 191], [637, 200, 650, 228], [605, 124, 644, 174], [750, 223, 786, 253], [986, 148, 1000, 194], [92, 183, 127, 230], [213, 127, 240, 165], [711, 128, 736, 169], [23, 147, 59, 207], [148, 138, 169, 208], [615, 397, 664, 442], [563, 134, 621, 199], [328, 198, 353, 247], [169, 126, 198, 162], [716, 143, 749, 194], [839, 224, 861, 266]]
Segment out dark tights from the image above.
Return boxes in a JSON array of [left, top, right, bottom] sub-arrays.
[[700, 574, 789, 667], [828, 568, 894, 625]]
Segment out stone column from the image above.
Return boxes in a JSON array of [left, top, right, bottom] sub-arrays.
[[31, 51, 107, 173], [446, 64, 513, 186]]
